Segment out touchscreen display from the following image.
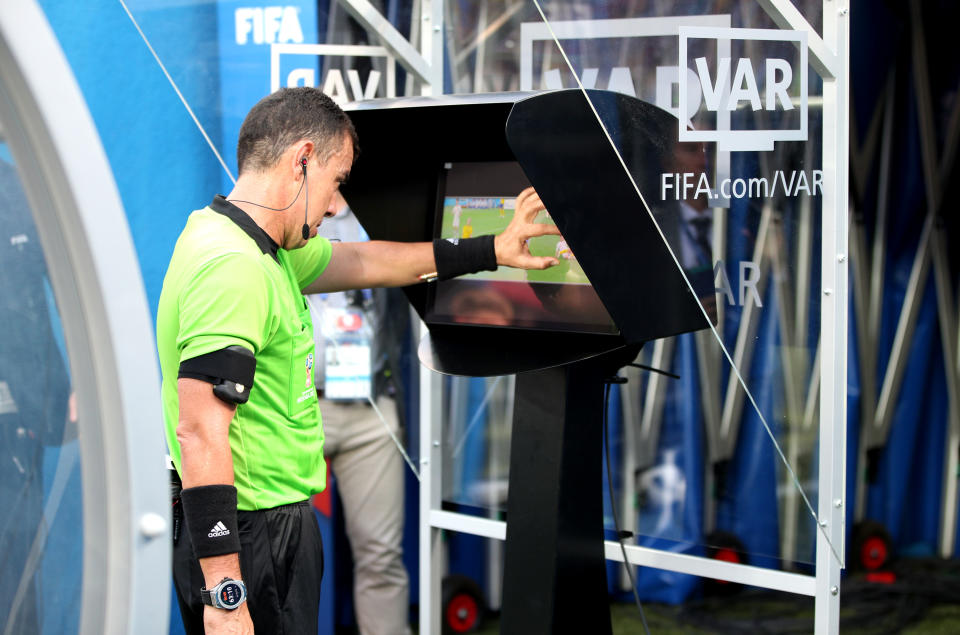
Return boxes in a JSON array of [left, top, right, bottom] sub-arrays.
[[426, 161, 618, 335]]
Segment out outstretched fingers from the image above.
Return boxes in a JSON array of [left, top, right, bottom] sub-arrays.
[[514, 187, 545, 222], [518, 254, 561, 270], [523, 223, 561, 238], [493, 187, 563, 270]]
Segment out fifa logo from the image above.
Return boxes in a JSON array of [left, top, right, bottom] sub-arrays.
[[305, 353, 314, 388]]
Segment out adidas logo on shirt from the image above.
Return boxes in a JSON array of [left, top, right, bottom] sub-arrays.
[[208, 521, 231, 538]]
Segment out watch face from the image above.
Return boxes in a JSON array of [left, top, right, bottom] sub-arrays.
[[217, 581, 245, 609]]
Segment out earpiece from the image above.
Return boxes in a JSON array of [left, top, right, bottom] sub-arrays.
[[301, 157, 310, 240]]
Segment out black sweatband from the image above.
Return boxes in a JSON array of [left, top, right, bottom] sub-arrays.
[[179, 345, 256, 405], [180, 485, 242, 559], [432, 235, 498, 281]]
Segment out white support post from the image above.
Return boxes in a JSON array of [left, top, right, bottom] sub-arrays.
[[419, 321, 443, 635], [418, 0, 445, 94], [817, 0, 850, 633], [336, 0, 433, 86]]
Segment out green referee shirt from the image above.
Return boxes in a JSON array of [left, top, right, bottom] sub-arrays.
[[157, 196, 332, 510]]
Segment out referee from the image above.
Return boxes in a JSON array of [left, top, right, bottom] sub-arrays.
[[156, 87, 559, 634]]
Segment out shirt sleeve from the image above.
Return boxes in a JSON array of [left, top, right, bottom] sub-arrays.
[[176, 252, 273, 362], [287, 236, 333, 290]]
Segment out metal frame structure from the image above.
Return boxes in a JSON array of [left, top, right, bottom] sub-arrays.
[[331, 0, 849, 632], [0, 2, 169, 633], [337, 0, 443, 93]]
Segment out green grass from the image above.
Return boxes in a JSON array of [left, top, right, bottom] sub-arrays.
[[440, 198, 592, 285]]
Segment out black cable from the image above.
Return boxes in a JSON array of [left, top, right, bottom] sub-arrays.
[[627, 362, 680, 380], [227, 176, 305, 212], [602, 377, 651, 635]]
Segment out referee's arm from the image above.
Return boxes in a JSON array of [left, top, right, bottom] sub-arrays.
[[176, 377, 253, 633], [302, 187, 560, 294]]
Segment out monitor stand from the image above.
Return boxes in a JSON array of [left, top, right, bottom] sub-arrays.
[[500, 343, 642, 635]]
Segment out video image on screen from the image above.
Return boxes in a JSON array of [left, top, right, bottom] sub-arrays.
[[427, 162, 618, 335]]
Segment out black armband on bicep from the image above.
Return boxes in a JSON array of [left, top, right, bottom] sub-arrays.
[[180, 485, 241, 559], [179, 345, 256, 405], [432, 235, 498, 281]]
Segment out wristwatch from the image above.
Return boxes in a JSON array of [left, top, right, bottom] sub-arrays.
[[201, 577, 247, 610]]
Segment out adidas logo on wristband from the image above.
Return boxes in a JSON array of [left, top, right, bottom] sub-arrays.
[[208, 521, 231, 538]]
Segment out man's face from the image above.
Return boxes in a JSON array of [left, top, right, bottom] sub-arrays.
[[671, 141, 707, 174], [293, 135, 353, 248]]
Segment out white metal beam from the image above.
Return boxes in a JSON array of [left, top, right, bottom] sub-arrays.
[[336, 0, 432, 86], [756, 0, 838, 79], [816, 0, 850, 631], [604, 542, 817, 596], [428, 509, 817, 596], [419, 323, 443, 635]]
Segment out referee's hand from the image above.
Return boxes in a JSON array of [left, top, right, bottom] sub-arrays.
[[494, 187, 561, 270]]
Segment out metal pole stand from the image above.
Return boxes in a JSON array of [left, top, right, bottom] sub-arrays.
[[500, 345, 640, 635]]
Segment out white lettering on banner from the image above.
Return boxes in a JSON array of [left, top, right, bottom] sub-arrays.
[[542, 66, 643, 99], [518, 15, 734, 206], [235, 6, 303, 45], [714, 261, 763, 308], [660, 170, 823, 201], [288, 68, 382, 105], [322, 69, 347, 101], [286, 68, 314, 87], [679, 27, 808, 152], [693, 56, 793, 112], [270, 44, 397, 101], [656, 66, 701, 129]]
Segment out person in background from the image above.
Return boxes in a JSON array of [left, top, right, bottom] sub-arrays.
[[307, 194, 411, 635]]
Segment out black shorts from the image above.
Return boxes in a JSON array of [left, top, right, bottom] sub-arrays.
[[172, 500, 324, 635]]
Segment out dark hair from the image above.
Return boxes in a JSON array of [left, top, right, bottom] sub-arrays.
[[236, 87, 359, 174]]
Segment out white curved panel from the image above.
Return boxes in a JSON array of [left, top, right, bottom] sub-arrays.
[[0, 2, 168, 634]]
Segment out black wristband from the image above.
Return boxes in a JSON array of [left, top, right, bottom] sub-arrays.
[[432, 235, 498, 281], [180, 485, 241, 559]]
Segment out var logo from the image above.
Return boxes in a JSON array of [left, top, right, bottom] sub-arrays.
[[269, 44, 397, 104], [678, 27, 808, 152], [235, 6, 304, 45], [287, 68, 382, 105]]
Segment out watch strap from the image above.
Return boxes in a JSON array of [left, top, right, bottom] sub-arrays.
[[200, 587, 215, 606]]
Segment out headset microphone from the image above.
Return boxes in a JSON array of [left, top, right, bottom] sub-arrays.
[[301, 157, 310, 240]]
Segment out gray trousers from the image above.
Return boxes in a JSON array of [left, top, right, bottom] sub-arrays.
[[322, 396, 411, 635]]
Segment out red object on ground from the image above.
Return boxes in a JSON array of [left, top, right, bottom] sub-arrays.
[[711, 548, 741, 585], [865, 571, 897, 584], [446, 593, 480, 633], [860, 536, 889, 570]]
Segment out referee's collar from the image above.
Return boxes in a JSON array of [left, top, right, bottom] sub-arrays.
[[210, 195, 280, 263]]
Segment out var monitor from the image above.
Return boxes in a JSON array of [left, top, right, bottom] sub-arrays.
[[425, 161, 619, 336]]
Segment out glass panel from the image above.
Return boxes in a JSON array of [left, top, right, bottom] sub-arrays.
[[442, 375, 514, 517], [0, 142, 82, 633], [515, 0, 828, 575]]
